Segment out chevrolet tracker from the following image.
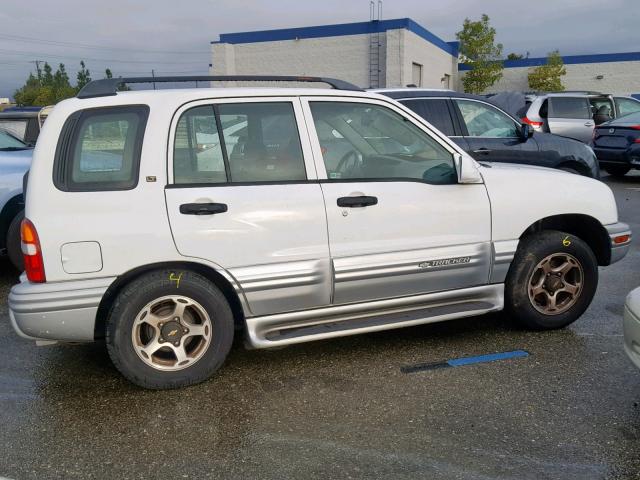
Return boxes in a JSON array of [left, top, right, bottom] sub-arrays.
[[8, 76, 631, 389]]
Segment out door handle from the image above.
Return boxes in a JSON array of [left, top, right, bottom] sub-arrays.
[[585, 122, 594, 127], [179, 202, 228, 215], [472, 148, 492, 155], [337, 195, 378, 208]]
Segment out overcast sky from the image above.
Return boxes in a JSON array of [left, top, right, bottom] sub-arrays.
[[1, 0, 639, 98]]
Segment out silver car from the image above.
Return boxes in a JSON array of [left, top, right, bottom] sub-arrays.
[[624, 287, 640, 370], [522, 93, 640, 143]]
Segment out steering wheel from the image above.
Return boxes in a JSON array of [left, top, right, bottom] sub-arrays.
[[336, 150, 362, 177]]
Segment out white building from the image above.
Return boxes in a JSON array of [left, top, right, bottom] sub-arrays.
[[210, 18, 459, 90], [210, 18, 640, 96], [464, 52, 640, 96]]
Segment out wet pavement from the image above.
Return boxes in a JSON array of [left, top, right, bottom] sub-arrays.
[[0, 173, 639, 480]]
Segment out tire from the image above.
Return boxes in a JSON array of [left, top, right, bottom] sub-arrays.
[[106, 269, 234, 389], [6, 210, 24, 271], [604, 165, 631, 177], [505, 230, 598, 330]]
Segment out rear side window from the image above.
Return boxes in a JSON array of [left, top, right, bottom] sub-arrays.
[[549, 97, 590, 119], [615, 97, 640, 117], [399, 99, 455, 136], [54, 106, 149, 191], [173, 102, 306, 184]]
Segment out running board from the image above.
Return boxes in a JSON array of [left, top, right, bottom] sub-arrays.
[[245, 284, 504, 348]]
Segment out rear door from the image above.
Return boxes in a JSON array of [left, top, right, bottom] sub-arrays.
[[452, 98, 539, 164], [398, 97, 469, 151], [164, 98, 332, 317], [547, 96, 594, 142]]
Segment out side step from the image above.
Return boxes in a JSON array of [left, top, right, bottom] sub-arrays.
[[245, 284, 503, 348]]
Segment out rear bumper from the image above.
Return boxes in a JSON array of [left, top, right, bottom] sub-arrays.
[[8, 276, 115, 342], [605, 222, 632, 265], [594, 144, 640, 168], [623, 289, 640, 370]]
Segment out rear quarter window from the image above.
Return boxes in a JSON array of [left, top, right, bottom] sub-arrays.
[[54, 105, 149, 191]]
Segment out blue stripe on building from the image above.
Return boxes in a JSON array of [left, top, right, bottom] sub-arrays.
[[212, 18, 459, 57], [459, 51, 640, 70]]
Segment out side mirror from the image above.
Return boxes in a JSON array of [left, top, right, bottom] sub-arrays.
[[520, 123, 534, 141], [455, 153, 483, 184]]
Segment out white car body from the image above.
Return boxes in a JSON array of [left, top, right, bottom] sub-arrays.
[[624, 287, 640, 369], [8, 86, 631, 349]]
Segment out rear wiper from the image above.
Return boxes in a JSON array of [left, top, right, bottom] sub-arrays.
[[0, 147, 29, 151]]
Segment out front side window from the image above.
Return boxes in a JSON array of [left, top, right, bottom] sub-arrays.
[[549, 97, 590, 119], [55, 106, 149, 191], [173, 102, 306, 184], [309, 101, 456, 185], [454, 99, 519, 138]]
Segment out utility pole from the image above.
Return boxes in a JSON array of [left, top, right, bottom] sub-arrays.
[[151, 69, 156, 90], [30, 60, 44, 79]]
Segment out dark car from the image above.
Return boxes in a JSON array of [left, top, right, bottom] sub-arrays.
[[0, 106, 51, 146], [592, 111, 640, 177], [374, 89, 600, 178]]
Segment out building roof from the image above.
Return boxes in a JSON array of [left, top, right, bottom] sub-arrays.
[[212, 18, 459, 57]]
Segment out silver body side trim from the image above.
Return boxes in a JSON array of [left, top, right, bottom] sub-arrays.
[[332, 243, 492, 305], [8, 277, 114, 342], [490, 239, 519, 283], [245, 284, 504, 348]]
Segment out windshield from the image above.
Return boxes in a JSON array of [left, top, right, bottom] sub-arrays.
[[0, 129, 28, 150]]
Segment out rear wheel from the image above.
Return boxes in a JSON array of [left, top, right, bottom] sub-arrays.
[[505, 230, 598, 330], [6, 210, 24, 271], [604, 165, 631, 177], [106, 269, 234, 389]]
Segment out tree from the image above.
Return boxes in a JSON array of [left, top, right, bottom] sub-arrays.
[[507, 53, 524, 60], [14, 62, 119, 105], [456, 14, 504, 94], [528, 50, 566, 92], [76, 61, 92, 90]]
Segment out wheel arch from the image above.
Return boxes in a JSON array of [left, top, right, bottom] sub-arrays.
[[556, 160, 591, 176], [519, 213, 611, 266], [0, 193, 24, 249], [94, 261, 247, 340]]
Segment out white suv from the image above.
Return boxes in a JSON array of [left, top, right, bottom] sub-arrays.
[[8, 76, 631, 389]]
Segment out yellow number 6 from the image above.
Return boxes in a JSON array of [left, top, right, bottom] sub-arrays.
[[562, 236, 571, 247]]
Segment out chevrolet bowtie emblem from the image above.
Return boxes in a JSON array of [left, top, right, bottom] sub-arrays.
[[168, 329, 178, 337]]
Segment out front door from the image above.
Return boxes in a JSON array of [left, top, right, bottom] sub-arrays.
[[302, 97, 492, 305], [165, 98, 331, 316], [452, 98, 539, 164]]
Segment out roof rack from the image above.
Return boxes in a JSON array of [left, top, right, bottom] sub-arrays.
[[77, 75, 363, 99]]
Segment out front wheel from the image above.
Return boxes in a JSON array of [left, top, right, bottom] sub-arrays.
[[505, 230, 598, 330], [106, 269, 234, 389]]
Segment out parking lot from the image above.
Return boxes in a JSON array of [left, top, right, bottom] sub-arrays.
[[0, 172, 637, 480]]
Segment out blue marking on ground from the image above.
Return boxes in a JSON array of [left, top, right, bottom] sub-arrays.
[[447, 350, 529, 367]]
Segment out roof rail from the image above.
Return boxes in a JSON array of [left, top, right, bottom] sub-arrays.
[[77, 75, 363, 99]]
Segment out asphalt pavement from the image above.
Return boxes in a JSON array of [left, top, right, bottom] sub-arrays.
[[0, 172, 639, 480]]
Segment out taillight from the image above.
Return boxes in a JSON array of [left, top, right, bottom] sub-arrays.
[[522, 117, 543, 128], [21, 219, 46, 283], [630, 125, 640, 130]]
